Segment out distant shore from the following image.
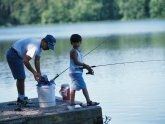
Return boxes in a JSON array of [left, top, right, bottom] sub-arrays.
[[0, 19, 165, 42]]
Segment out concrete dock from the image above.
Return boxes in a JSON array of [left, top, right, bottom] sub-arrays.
[[0, 97, 103, 124]]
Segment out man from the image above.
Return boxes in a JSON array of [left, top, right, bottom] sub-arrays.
[[6, 34, 56, 105]]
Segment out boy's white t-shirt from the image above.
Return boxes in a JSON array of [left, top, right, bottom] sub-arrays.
[[12, 38, 42, 58]]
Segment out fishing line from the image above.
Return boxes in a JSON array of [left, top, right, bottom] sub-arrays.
[[89, 59, 165, 68]]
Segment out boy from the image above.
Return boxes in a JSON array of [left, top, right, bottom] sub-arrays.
[[6, 34, 56, 105], [69, 34, 99, 106]]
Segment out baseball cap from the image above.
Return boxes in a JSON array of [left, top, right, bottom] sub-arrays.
[[45, 34, 56, 50]]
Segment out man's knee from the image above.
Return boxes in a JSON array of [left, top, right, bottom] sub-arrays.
[[17, 79, 25, 83]]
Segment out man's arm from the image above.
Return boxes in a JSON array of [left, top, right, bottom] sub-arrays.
[[23, 55, 41, 81], [23, 55, 35, 73], [34, 55, 41, 74]]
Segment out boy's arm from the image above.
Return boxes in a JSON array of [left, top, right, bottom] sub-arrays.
[[71, 50, 84, 66], [70, 50, 90, 69]]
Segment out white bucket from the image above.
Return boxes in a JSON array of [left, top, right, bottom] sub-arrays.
[[37, 83, 56, 108]]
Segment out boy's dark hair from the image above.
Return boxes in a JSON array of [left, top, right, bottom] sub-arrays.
[[70, 34, 82, 44]]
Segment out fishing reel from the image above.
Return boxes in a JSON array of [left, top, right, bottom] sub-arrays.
[[86, 68, 94, 75], [79, 66, 95, 75]]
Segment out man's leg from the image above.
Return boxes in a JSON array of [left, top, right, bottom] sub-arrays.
[[82, 88, 91, 103], [6, 48, 26, 102], [70, 90, 76, 105], [16, 79, 25, 96]]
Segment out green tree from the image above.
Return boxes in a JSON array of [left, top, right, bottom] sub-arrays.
[[100, 0, 121, 20], [0, 0, 15, 25], [150, 0, 165, 18], [69, 0, 102, 22], [41, 0, 65, 24], [41, 0, 102, 23], [11, 1, 40, 24], [1, 0, 165, 26], [117, 0, 149, 20]]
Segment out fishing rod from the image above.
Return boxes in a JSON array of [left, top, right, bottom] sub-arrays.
[[90, 59, 165, 67], [79, 59, 165, 74], [50, 40, 105, 81]]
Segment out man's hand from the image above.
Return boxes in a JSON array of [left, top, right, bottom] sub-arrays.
[[33, 71, 41, 81]]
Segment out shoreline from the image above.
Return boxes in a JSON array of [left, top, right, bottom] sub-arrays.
[[0, 19, 165, 41]]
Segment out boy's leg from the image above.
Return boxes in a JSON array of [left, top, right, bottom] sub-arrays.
[[70, 90, 76, 105], [82, 88, 91, 103], [82, 88, 100, 106]]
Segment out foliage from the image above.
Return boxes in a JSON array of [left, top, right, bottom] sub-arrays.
[[149, 0, 165, 18], [0, 0, 164, 26]]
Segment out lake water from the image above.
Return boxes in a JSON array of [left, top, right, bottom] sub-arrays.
[[0, 20, 165, 124]]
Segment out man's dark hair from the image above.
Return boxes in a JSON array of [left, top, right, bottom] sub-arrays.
[[70, 34, 82, 44]]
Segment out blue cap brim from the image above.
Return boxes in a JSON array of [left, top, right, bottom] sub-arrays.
[[48, 44, 54, 50]]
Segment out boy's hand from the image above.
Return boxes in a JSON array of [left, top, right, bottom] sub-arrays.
[[83, 64, 94, 75], [86, 68, 94, 75], [83, 64, 90, 69]]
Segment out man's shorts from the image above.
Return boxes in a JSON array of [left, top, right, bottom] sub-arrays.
[[69, 73, 87, 91], [6, 47, 26, 80]]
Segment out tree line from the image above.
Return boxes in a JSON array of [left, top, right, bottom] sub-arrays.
[[0, 0, 164, 26]]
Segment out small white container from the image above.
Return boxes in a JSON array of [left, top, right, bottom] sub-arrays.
[[37, 83, 56, 108]]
